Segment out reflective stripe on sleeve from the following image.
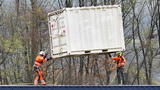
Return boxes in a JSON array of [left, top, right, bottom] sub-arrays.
[[35, 62, 41, 66]]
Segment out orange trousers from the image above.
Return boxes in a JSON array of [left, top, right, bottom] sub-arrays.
[[34, 66, 46, 85], [35, 70, 44, 80]]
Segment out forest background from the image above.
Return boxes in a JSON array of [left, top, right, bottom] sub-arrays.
[[0, 0, 160, 85]]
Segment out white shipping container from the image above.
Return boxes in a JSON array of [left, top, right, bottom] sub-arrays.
[[48, 5, 125, 58]]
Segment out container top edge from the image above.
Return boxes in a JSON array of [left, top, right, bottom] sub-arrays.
[[48, 5, 121, 16]]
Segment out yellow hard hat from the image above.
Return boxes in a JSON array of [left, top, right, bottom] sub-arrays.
[[116, 51, 122, 56]]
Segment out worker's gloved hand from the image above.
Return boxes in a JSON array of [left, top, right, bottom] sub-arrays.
[[44, 53, 48, 58], [108, 54, 112, 58], [49, 57, 52, 60], [47, 57, 52, 61]]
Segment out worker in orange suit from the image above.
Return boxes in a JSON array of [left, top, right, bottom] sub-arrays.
[[110, 51, 126, 85], [33, 51, 52, 85]]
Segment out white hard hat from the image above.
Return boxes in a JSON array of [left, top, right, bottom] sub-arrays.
[[39, 51, 46, 56]]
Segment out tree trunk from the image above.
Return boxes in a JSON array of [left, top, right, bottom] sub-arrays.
[[30, 0, 39, 83], [105, 54, 111, 85], [78, 56, 84, 85]]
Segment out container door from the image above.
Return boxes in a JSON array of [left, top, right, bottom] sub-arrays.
[[49, 13, 67, 56]]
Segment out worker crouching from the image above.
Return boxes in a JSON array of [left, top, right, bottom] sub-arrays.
[[33, 51, 52, 85]]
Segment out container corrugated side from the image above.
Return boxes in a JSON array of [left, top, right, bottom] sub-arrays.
[[48, 5, 125, 58]]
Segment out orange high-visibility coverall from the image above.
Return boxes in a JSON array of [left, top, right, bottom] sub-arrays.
[[33, 55, 47, 85], [112, 56, 126, 85], [112, 56, 126, 68]]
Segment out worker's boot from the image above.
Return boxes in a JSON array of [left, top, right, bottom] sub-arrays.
[[41, 80, 46, 85], [34, 80, 38, 85]]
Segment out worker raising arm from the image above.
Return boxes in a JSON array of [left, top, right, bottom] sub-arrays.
[[33, 51, 52, 85], [111, 51, 126, 85]]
